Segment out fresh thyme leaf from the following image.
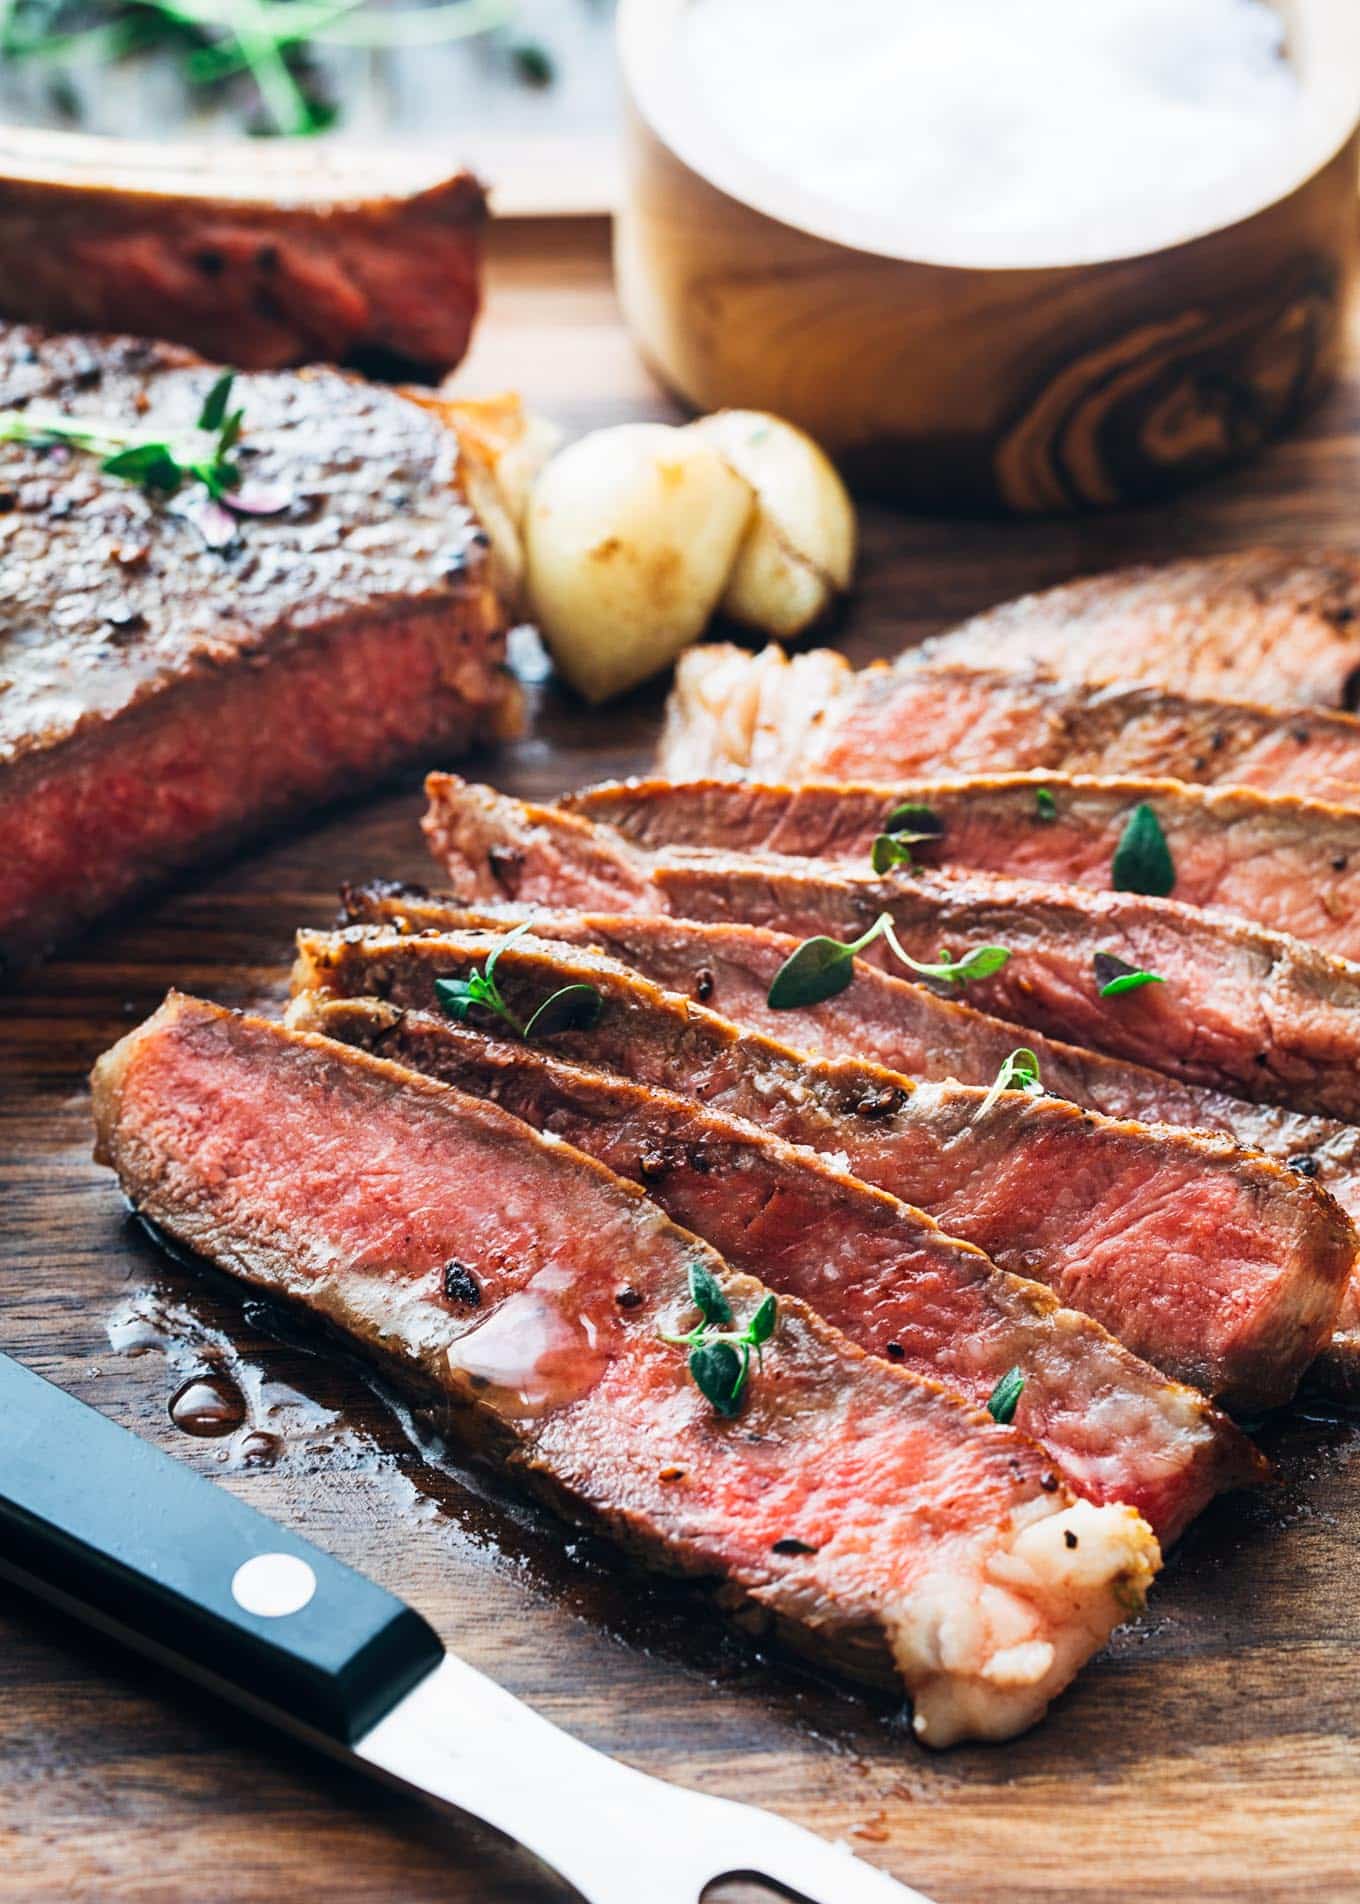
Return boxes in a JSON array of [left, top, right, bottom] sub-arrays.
[[100, 441, 182, 491], [986, 1366, 1026, 1424], [1112, 802, 1175, 896], [664, 1270, 779, 1417], [688, 1260, 733, 1329], [689, 1340, 744, 1417], [870, 832, 915, 875], [766, 935, 859, 1009], [747, 1292, 778, 1348], [522, 983, 604, 1040], [975, 1048, 1043, 1120], [1094, 952, 1166, 998], [883, 803, 944, 841], [1034, 786, 1057, 823], [197, 370, 235, 433]]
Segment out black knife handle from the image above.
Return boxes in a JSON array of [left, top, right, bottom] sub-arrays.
[[0, 1352, 443, 1743]]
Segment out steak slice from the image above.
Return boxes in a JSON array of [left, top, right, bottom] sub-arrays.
[[294, 992, 1261, 1544], [343, 891, 1360, 1395], [909, 550, 1360, 709], [91, 992, 1160, 1745], [0, 147, 484, 373], [0, 328, 518, 965], [570, 774, 1360, 963], [422, 777, 1360, 1124], [659, 645, 1360, 809], [341, 888, 1360, 1230], [294, 924, 1353, 1412]]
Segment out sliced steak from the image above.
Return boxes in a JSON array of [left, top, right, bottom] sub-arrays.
[[91, 992, 1160, 1745], [295, 924, 1353, 1412], [343, 890, 1360, 1394], [910, 550, 1360, 709], [0, 151, 484, 373], [660, 645, 1360, 808], [570, 774, 1360, 963], [423, 777, 1360, 1124], [0, 328, 517, 965], [295, 992, 1261, 1543], [341, 887, 1360, 1229]]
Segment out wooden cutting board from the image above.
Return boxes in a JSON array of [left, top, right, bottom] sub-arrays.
[[3, 215, 1360, 1904]]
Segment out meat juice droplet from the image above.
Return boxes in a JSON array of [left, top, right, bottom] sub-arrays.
[[169, 1372, 247, 1437], [446, 1281, 609, 1419]]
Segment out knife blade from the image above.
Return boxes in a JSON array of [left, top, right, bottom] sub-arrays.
[[0, 1351, 933, 1904]]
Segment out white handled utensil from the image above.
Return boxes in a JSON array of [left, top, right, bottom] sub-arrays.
[[0, 1351, 933, 1904]]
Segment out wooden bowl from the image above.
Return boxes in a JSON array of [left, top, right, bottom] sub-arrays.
[[614, 0, 1360, 511]]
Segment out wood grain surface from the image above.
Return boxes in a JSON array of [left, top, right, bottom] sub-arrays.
[[3, 215, 1360, 1904]]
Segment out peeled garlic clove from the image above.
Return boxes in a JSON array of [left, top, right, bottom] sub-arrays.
[[524, 422, 755, 703], [687, 410, 856, 639]]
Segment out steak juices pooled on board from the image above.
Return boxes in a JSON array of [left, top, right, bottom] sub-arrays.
[[91, 993, 1160, 1746]]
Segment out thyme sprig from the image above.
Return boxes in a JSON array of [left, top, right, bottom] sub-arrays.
[[661, 1261, 777, 1418], [767, 911, 1010, 1011], [0, 369, 254, 502], [434, 921, 604, 1042]]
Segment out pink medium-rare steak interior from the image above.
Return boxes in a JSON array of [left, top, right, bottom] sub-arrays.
[[296, 924, 1352, 1413], [0, 330, 517, 962], [91, 993, 1160, 1746], [570, 774, 1360, 964], [294, 992, 1262, 1545], [660, 645, 1360, 808], [339, 889, 1360, 1227], [420, 777, 1360, 1124]]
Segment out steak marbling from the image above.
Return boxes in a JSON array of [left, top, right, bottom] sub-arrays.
[[91, 992, 1160, 1745]]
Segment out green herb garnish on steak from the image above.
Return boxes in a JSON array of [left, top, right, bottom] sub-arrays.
[[661, 1261, 778, 1418], [1111, 802, 1175, 896], [1094, 952, 1167, 998], [986, 1366, 1026, 1424], [767, 911, 1010, 1010], [1034, 786, 1058, 823], [974, 1048, 1044, 1120], [435, 921, 603, 1042]]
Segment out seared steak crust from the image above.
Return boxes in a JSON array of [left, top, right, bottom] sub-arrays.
[[422, 777, 1360, 1124], [0, 163, 485, 373], [0, 328, 516, 961], [295, 924, 1353, 1413], [91, 992, 1159, 1745], [660, 646, 1360, 808], [295, 993, 1261, 1544], [913, 550, 1360, 709], [570, 773, 1360, 963]]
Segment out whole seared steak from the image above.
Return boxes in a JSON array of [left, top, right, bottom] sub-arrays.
[[0, 326, 518, 965]]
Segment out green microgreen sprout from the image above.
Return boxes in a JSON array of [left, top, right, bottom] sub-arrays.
[[974, 1047, 1044, 1121], [661, 1261, 778, 1418], [767, 911, 1009, 1011], [1094, 952, 1167, 998], [869, 802, 943, 875], [1034, 786, 1057, 823], [434, 921, 604, 1042], [986, 1365, 1026, 1424]]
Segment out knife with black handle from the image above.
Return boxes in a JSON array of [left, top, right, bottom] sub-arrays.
[[0, 1350, 931, 1904]]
